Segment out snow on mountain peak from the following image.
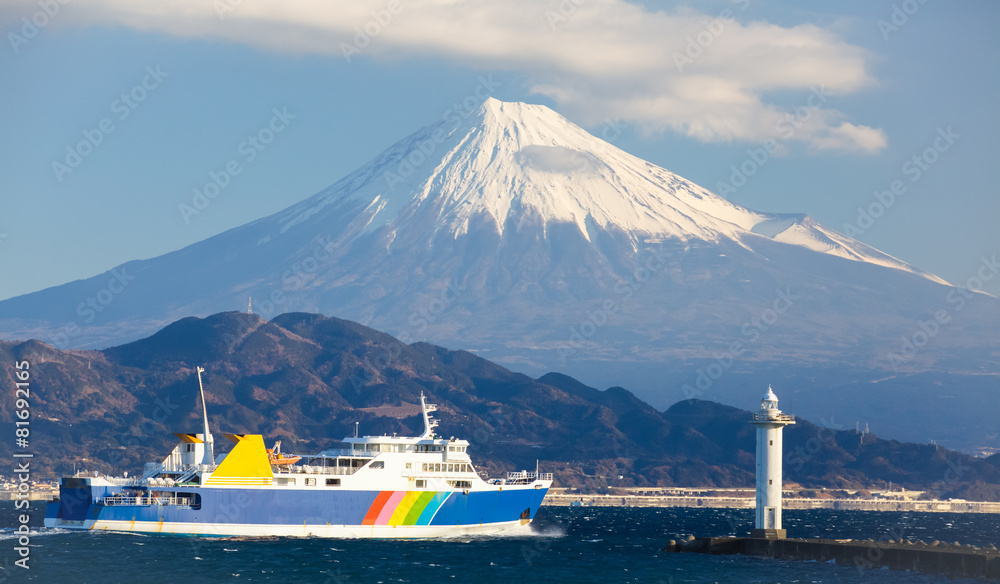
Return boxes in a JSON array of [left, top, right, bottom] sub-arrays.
[[285, 98, 760, 240], [277, 99, 944, 284]]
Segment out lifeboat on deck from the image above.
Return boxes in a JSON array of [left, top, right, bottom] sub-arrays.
[[266, 440, 301, 466]]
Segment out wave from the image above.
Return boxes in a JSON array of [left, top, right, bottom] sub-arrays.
[[529, 524, 566, 538], [425, 523, 566, 542], [0, 527, 72, 540]]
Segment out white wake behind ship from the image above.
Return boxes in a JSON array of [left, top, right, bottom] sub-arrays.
[[44, 369, 552, 537]]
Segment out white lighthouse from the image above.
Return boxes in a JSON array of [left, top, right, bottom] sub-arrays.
[[750, 385, 794, 539]]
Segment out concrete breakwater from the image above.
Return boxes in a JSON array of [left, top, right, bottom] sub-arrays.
[[665, 536, 1000, 580], [543, 493, 1000, 513]]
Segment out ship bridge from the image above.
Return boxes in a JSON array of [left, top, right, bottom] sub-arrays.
[[314, 393, 473, 472], [333, 392, 471, 457]]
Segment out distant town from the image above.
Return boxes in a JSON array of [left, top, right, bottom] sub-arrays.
[[0, 477, 57, 502], [545, 487, 1000, 513]]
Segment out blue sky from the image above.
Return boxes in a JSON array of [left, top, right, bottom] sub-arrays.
[[1, 0, 998, 301]]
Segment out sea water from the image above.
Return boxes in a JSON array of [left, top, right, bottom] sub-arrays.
[[2, 503, 997, 582]]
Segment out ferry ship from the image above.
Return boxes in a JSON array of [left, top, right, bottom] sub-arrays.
[[44, 368, 552, 537]]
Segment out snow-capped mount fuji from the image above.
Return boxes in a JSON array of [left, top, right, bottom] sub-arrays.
[[275, 98, 941, 282], [2, 98, 998, 451]]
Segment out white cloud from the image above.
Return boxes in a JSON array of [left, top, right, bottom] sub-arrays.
[[2, 0, 886, 153], [811, 122, 888, 154]]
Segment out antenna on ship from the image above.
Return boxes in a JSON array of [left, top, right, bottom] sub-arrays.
[[196, 366, 215, 467], [419, 392, 439, 439]]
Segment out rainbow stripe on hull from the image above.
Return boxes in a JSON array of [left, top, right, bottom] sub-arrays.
[[363, 490, 453, 526]]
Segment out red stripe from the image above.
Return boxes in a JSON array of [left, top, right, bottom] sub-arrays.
[[362, 491, 394, 526]]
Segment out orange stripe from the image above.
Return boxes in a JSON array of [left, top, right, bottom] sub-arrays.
[[362, 491, 394, 526]]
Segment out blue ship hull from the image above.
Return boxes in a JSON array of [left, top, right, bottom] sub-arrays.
[[45, 477, 548, 537]]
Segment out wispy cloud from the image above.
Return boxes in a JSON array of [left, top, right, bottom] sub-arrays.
[[2, 0, 886, 153]]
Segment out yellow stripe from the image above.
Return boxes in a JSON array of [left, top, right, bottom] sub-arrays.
[[204, 478, 271, 486], [205, 476, 270, 480], [387, 491, 422, 526]]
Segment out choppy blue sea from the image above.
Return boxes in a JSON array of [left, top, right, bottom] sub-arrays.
[[2, 502, 998, 583]]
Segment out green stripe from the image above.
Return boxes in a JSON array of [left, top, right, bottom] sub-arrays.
[[402, 491, 436, 525]]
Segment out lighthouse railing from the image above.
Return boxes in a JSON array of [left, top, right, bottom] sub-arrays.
[[752, 412, 795, 422]]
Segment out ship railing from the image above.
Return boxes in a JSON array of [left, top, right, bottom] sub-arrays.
[[102, 476, 146, 486], [146, 461, 197, 475], [401, 469, 478, 478], [172, 464, 213, 485], [98, 494, 196, 507], [316, 449, 365, 457], [143, 462, 206, 479], [488, 471, 554, 485], [273, 465, 359, 476]]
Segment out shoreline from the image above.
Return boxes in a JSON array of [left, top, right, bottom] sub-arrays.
[[0, 491, 55, 502], [9, 489, 999, 513], [542, 493, 1000, 513]]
